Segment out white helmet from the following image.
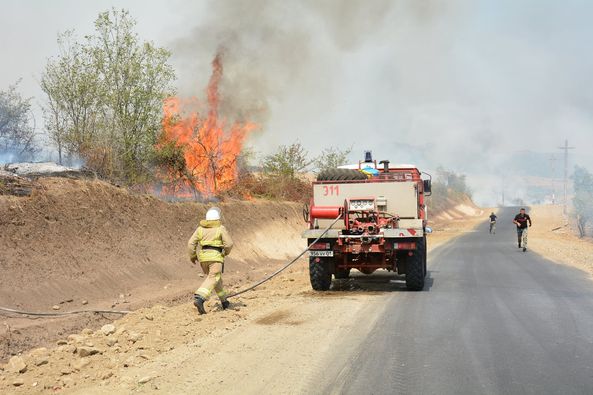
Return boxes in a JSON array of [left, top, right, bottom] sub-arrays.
[[205, 207, 221, 221]]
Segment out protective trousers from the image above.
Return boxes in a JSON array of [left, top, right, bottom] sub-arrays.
[[195, 261, 227, 302], [517, 228, 528, 247]]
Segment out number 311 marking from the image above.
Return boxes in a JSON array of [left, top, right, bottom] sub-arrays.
[[323, 185, 339, 196]]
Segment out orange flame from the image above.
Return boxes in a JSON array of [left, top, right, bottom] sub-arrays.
[[159, 52, 256, 197]]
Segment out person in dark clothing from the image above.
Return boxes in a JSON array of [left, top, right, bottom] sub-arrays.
[[489, 212, 497, 234], [513, 208, 532, 252]]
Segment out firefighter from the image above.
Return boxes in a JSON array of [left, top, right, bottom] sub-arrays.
[[188, 207, 234, 314]]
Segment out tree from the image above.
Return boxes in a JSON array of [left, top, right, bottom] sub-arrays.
[[315, 146, 352, 173], [572, 166, 593, 237], [41, 8, 175, 182], [262, 142, 312, 179], [41, 32, 102, 165], [0, 80, 37, 162]]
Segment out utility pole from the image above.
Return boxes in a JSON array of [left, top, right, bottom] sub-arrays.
[[548, 155, 557, 204], [557, 139, 575, 215]]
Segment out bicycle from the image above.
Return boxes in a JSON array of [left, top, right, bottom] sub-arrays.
[[489, 221, 496, 234]]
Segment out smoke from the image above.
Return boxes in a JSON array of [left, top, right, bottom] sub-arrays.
[[172, 0, 394, 127], [170, 0, 593, 206], [0, 150, 19, 165]]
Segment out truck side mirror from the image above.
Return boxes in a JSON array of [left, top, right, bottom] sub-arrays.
[[423, 179, 432, 196]]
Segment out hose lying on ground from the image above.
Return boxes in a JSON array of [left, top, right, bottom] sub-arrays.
[[0, 306, 130, 317], [0, 215, 342, 316], [227, 215, 342, 298]]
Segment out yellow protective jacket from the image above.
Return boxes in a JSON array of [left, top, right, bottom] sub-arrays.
[[188, 220, 234, 263]]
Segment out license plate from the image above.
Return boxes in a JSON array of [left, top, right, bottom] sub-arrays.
[[309, 250, 334, 257]]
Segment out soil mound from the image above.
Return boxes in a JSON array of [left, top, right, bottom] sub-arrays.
[[0, 178, 303, 360]]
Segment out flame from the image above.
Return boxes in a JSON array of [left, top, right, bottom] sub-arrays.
[[159, 52, 256, 197]]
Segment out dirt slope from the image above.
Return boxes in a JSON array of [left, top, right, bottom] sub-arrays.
[[528, 204, 593, 276], [0, 178, 303, 360]]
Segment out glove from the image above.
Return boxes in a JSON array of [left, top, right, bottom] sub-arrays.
[[190, 256, 198, 264]]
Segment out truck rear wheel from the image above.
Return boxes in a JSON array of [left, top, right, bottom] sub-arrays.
[[309, 257, 332, 291], [335, 268, 351, 279], [406, 238, 426, 291], [422, 236, 427, 278], [316, 169, 368, 181]]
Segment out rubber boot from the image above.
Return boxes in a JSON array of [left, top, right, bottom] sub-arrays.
[[221, 300, 230, 310], [193, 295, 206, 315], [523, 247, 527, 252]]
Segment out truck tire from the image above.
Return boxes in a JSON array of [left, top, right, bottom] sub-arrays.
[[317, 169, 368, 181], [406, 238, 426, 291], [422, 236, 427, 278], [309, 257, 332, 291], [335, 268, 351, 279]]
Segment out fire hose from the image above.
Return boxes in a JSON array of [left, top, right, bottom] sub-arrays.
[[226, 214, 342, 298], [0, 306, 131, 317], [0, 215, 342, 317]]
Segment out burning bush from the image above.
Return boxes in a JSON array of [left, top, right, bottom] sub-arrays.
[[156, 53, 256, 199]]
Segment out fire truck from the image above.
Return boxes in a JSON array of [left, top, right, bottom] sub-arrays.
[[303, 152, 432, 291]]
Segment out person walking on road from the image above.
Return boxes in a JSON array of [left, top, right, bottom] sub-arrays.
[[513, 208, 532, 252], [489, 212, 497, 234], [188, 207, 234, 314]]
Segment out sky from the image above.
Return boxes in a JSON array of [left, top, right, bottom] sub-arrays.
[[1, 0, 592, 205]]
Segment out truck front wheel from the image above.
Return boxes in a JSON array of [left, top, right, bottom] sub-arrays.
[[406, 238, 426, 291], [309, 257, 332, 291]]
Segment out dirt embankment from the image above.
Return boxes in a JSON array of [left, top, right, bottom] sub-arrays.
[[528, 204, 593, 276], [0, 178, 303, 361]]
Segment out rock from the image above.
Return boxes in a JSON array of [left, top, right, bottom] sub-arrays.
[[144, 314, 154, 321], [138, 376, 152, 384], [81, 300, 88, 305], [84, 341, 94, 347], [61, 367, 72, 375], [81, 328, 93, 335], [106, 337, 118, 347], [56, 340, 68, 345], [128, 332, 142, 343], [68, 334, 85, 343], [57, 344, 77, 354], [7, 356, 27, 374], [30, 347, 50, 366], [32, 381, 38, 387], [119, 294, 125, 299], [34, 355, 49, 366], [101, 371, 113, 380], [77, 346, 100, 357], [101, 324, 116, 335], [12, 378, 25, 386], [73, 358, 91, 371], [52, 305, 61, 310]]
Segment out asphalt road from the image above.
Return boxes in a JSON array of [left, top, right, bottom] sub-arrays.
[[320, 208, 593, 395]]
